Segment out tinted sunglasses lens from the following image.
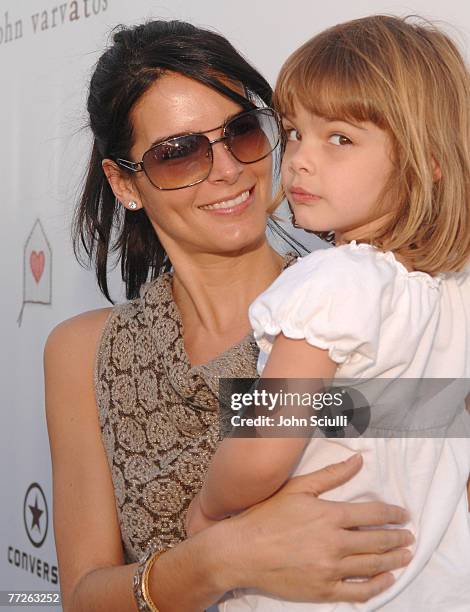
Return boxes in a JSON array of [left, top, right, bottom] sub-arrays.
[[227, 109, 279, 163], [142, 135, 211, 189]]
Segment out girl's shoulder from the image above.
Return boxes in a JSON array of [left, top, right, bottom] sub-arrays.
[[249, 242, 447, 364], [266, 242, 405, 297], [298, 241, 439, 283], [274, 241, 444, 295]]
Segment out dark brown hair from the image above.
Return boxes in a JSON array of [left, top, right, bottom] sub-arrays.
[[73, 20, 275, 301]]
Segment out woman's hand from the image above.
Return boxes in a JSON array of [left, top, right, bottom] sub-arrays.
[[216, 453, 413, 605], [185, 492, 219, 536]]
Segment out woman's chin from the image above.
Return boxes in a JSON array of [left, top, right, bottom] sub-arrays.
[[205, 228, 266, 256]]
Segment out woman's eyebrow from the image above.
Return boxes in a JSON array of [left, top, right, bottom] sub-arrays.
[[149, 127, 213, 148], [148, 111, 243, 148], [149, 131, 193, 148]]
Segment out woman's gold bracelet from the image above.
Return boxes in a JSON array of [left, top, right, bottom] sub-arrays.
[[133, 545, 169, 611], [142, 550, 167, 611]]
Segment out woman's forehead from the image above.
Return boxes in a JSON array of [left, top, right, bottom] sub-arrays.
[[130, 73, 245, 146]]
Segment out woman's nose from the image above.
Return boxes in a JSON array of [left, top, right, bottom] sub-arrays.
[[207, 140, 243, 184]]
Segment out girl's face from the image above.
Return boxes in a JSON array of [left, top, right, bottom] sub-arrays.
[[126, 73, 274, 258], [281, 103, 395, 242]]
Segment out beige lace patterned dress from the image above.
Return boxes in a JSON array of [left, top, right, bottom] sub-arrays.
[[94, 255, 295, 563]]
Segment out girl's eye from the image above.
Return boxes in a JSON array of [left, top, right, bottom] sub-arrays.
[[328, 133, 352, 146], [284, 127, 300, 142]]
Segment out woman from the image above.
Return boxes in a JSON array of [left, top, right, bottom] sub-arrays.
[[44, 20, 413, 611]]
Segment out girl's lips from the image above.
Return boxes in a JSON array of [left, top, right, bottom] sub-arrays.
[[289, 188, 321, 203]]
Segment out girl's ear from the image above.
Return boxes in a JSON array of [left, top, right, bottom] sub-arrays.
[[102, 159, 143, 210], [431, 157, 442, 182]]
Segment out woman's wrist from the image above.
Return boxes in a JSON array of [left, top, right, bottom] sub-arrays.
[[195, 506, 272, 594], [206, 514, 249, 592], [147, 521, 239, 611]]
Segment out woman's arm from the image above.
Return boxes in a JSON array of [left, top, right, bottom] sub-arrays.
[[189, 334, 336, 529], [44, 310, 132, 611], [45, 310, 235, 611], [45, 316, 413, 611]]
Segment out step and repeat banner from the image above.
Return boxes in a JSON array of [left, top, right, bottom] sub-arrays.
[[1, 0, 469, 608]]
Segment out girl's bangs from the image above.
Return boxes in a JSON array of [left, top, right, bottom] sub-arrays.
[[274, 43, 388, 128]]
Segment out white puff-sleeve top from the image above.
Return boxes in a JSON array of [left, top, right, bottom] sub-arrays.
[[222, 243, 470, 612], [250, 241, 464, 379]]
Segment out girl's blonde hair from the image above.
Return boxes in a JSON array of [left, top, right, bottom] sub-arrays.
[[274, 15, 470, 273]]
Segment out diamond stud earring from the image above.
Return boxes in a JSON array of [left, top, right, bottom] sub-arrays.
[[128, 201, 138, 210]]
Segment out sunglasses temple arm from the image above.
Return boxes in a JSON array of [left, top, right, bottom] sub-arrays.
[[116, 159, 143, 172]]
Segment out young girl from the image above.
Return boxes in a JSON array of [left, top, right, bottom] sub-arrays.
[[186, 15, 470, 611]]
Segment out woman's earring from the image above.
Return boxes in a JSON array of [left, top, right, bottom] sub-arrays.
[[128, 201, 138, 210]]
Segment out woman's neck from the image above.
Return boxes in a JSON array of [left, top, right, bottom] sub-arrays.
[[170, 240, 284, 338]]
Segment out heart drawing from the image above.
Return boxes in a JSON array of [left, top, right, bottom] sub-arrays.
[[30, 251, 45, 283]]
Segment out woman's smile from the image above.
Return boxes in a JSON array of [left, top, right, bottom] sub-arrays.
[[198, 186, 254, 214]]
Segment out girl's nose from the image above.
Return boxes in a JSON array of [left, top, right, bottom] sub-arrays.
[[286, 142, 317, 176]]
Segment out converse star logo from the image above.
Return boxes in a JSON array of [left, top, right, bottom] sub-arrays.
[[23, 483, 48, 548]]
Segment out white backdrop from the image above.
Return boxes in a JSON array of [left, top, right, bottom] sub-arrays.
[[1, 1, 469, 609]]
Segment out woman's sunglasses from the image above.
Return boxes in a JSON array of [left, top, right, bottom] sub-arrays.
[[115, 107, 281, 190]]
